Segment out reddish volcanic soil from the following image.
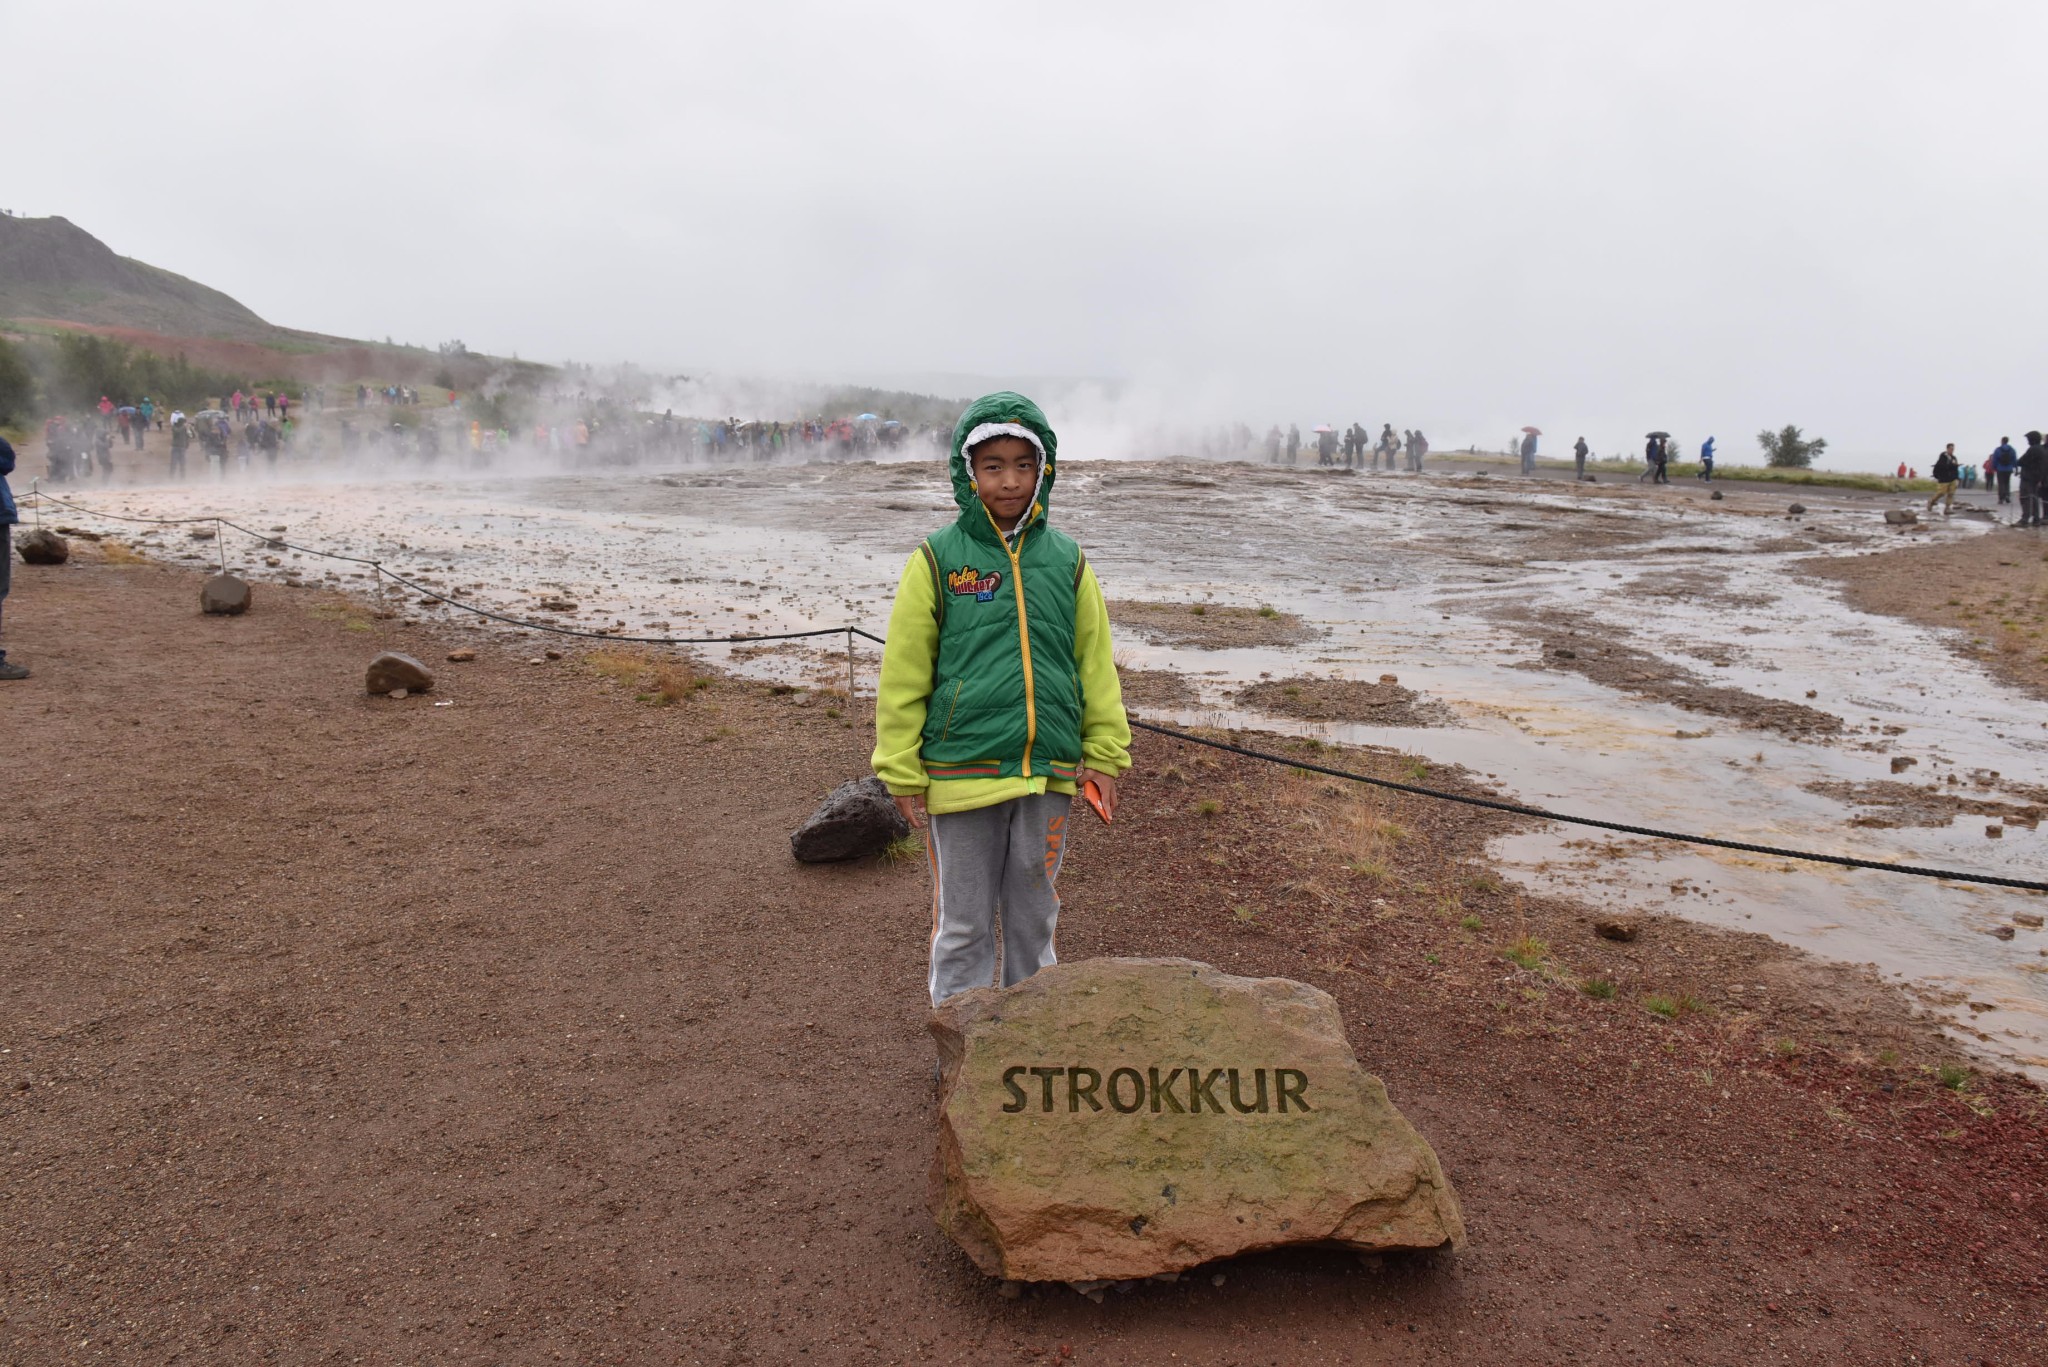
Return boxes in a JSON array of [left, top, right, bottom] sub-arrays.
[[2, 552, 2044, 1365]]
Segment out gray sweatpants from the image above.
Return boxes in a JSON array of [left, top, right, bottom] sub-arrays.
[[926, 792, 1072, 1006]]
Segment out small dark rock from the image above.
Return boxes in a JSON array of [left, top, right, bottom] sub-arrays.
[[1883, 508, 1918, 526], [1890, 756, 1917, 774], [1710, 489, 1725, 500], [199, 573, 252, 616], [366, 651, 435, 695], [14, 528, 69, 565], [1552, 648, 1577, 660], [1787, 503, 1807, 515], [1991, 925, 2017, 941], [188, 526, 217, 540], [1593, 918, 1640, 942], [791, 776, 910, 863]]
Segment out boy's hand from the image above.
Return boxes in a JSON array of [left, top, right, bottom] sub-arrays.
[[894, 793, 927, 829], [1079, 769, 1120, 821]]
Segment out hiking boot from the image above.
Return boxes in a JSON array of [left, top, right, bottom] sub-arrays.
[[0, 661, 28, 681]]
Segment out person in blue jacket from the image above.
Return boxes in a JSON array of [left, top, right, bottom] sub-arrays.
[[1697, 436, 1716, 481], [1991, 437, 2017, 505], [0, 436, 26, 680]]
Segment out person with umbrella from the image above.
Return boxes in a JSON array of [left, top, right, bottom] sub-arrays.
[[1519, 426, 1541, 475], [1641, 431, 1671, 484]]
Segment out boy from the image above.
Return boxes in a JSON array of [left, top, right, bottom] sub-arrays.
[[872, 392, 1131, 1007]]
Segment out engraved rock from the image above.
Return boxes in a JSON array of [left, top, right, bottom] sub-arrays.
[[929, 957, 1464, 1283]]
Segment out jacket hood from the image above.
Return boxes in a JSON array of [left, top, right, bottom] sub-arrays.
[[949, 391, 1059, 546]]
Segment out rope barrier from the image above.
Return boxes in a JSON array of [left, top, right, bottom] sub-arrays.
[[22, 483, 2046, 893], [1128, 719, 2048, 894]]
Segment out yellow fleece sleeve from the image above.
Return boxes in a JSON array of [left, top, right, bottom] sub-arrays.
[[871, 549, 940, 796], [1074, 562, 1132, 776]]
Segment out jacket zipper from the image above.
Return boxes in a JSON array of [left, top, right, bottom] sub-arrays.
[[1005, 527, 1037, 778], [980, 502, 1039, 778]]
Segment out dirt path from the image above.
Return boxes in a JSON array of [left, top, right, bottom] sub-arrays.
[[4, 554, 2045, 1365]]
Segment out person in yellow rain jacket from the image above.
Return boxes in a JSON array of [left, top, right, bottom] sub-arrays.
[[872, 391, 1131, 1007]]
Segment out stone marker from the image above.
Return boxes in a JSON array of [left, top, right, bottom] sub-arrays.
[[365, 651, 434, 695], [1884, 508, 1918, 525], [930, 958, 1464, 1283], [200, 573, 252, 616], [790, 776, 910, 863], [15, 528, 69, 565]]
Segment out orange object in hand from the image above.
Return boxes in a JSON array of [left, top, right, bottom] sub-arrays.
[[1080, 776, 1113, 824]]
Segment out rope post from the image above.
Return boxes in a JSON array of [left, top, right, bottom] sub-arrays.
[[845, 626, 857, 708], [215, 518, 227, 575]]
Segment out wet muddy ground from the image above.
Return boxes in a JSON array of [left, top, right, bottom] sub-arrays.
[[25, 455, 2048, 1073]]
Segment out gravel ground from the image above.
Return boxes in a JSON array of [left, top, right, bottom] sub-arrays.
[[2, 552, 2044, 1365]]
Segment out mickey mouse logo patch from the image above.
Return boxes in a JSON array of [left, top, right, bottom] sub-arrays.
[[946, 566, 1004, 602]]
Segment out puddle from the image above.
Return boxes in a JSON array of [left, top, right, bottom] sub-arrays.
[[63, 459, 2048, 1074]]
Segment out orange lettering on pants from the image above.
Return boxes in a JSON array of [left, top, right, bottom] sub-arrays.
[[1045, 813, 1065, 880]]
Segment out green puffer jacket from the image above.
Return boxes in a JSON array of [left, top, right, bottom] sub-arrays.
[[872, 392, 1130, 815]]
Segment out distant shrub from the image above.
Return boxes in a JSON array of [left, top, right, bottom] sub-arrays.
[[0, 337, 35, 427], [1757, 424, 1827, 469]]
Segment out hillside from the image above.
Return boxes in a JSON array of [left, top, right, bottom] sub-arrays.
[[0, 214, 559, 410], [0, 214, 283, 342]]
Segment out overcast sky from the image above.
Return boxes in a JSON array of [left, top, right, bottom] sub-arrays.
[[10, 1, 2047, 466]]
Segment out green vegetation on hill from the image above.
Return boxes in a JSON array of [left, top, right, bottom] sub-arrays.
[[0, 337, 34, 430], [37, 332, 251, 412], [1460, 451, 1940, 493], [817, 385, 969, 428]]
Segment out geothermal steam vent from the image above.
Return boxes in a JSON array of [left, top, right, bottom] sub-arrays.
[[929, 958, 1465, 1282]]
